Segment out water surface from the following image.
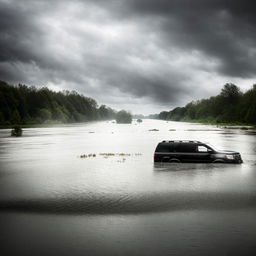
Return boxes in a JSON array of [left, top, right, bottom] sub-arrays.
[[1, 120, 256, 255]]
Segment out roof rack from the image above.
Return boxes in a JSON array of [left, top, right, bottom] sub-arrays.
[[162, 140, 201, 143]]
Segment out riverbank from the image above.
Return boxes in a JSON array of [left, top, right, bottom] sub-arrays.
[[165, 118, 256, 130], [0, 121, 64, 129], [0, 120, 115, 129]]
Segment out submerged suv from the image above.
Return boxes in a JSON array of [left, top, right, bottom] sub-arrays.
[[154, 140, 243, 164]]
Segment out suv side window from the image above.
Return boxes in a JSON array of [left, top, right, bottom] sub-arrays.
[[176, 143, 196, 153], [169, 144, 177, 152], [186, 144, 196, 153], [197, 145, 208, 152], [156, 144, 170, 152]]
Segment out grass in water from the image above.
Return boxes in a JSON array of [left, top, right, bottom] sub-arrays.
[[80, 153, 142, 159], [80, 154, 96, 158]]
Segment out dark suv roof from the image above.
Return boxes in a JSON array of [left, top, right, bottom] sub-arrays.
[[155, 141, 204, 153], [160, 140, 201, 143]]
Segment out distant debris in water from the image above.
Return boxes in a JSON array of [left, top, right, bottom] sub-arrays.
[[149, 129, 159, 131], [11, 126, 22, 137], [99, 153, 132, 157], [117, 158, 126, 163]]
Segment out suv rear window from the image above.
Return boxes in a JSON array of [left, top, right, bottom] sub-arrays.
[[156, 143, 178, 152], [156, 144, 171, 152]]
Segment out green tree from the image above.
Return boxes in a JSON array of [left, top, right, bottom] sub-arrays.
[[38, 108, 52, 121], [116, 110, 132, 124], [0, 111, 4, 124], [11, 110, 21, 124], [220, 83, 241, 105], [157, 83, 256, 124], [53, 106, 68, 122], [159, 111, 169, 120], [243, 85, 256, 123]]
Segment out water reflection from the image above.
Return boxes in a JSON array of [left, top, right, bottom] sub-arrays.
[[153, 162, 235, 172]]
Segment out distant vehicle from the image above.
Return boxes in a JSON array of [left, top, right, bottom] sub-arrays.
[[154, 140, 243, 164]]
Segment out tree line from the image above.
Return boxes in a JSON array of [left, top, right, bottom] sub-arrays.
[[0, 81, 118, 125], [157, 83, 256, 124]]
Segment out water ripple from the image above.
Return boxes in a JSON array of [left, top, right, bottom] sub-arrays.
[[0, 191, 256, 215]]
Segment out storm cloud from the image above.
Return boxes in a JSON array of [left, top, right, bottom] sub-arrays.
[[0, 0, 256, 113]]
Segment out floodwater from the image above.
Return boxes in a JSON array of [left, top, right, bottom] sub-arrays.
[[0, 120, 256, 256]]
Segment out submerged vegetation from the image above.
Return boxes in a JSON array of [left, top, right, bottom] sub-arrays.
[[0, 81, 116, 126], [157, 83, 256, 125], [11, 126, 22, 137], [80, 154, 96, 158], [80, 153, 142, 159]]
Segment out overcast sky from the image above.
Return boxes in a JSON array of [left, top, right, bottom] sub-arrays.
[[0, 0, 256, 114]]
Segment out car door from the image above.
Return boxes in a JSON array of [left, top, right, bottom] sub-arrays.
[[175, 143, 197, 162], [196, 145, 212, 162]]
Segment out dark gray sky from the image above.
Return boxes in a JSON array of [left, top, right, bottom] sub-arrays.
[[1, 0, 256, 114]]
